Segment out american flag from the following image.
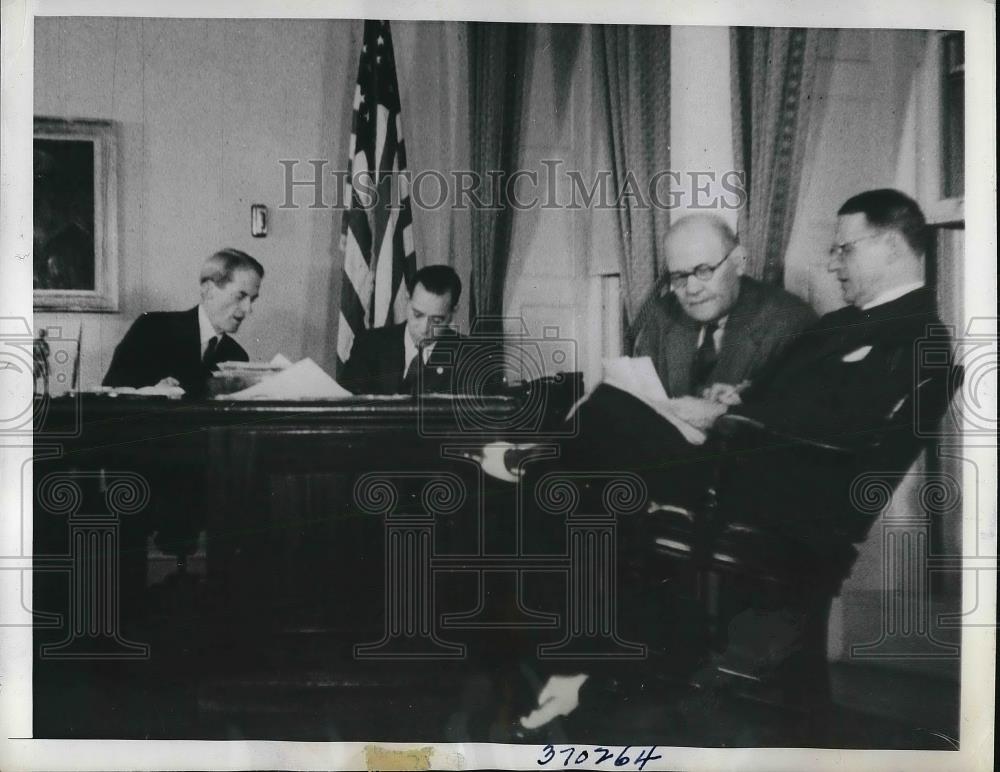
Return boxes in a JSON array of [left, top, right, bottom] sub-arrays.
[[336, 20, 417, 371]]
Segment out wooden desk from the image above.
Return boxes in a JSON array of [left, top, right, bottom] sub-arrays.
[[32, 394, 571, 739]]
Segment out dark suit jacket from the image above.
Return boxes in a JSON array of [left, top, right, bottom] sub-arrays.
[[633, 277, 817, 397], [736, 286, 943, 449], [561, 287, 948, 552], [102, 306, 249, 395], [709, 286, 942, 555], [340, 323, 465, 395]]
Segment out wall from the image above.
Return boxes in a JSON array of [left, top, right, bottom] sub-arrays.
[[34, 17, 469, 387], [784, 29, 930, 313]]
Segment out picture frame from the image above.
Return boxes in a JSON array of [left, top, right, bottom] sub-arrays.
[[33, 117, 119, 312]]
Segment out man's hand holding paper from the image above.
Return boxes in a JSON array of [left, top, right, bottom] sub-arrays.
[[701, 381, 749, 406], [652, 395, 729, 432]]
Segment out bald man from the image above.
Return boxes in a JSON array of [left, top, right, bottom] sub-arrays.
[[634, 215, 816, 399]]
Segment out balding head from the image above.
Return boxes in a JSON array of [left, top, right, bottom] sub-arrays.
[[664, 215, 745, 323]]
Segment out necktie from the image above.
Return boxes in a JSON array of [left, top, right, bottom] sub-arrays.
[[401, 351, 419, 394], [691, 322, 718, 395], [203, 335, 221, 369]]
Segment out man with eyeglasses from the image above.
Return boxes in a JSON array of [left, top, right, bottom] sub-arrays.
[[516, 189, 952, 733], [634, 214, 816, 404], [731, 187, 939, 444]]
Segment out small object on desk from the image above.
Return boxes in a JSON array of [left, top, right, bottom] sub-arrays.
[[33, 328, 50, 396]]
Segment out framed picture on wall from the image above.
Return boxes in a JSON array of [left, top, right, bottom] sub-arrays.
[[33, 117, 119, 312]]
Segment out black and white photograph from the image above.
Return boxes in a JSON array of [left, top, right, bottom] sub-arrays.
[[0, 1, 995, 770]]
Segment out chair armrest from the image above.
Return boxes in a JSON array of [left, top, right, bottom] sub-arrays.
[[714, 413, 855, 455]]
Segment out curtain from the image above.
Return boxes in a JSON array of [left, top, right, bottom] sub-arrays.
[[731, 27, 824, 284], [593, 25, 671, 353], [468, 23, 534, 326]]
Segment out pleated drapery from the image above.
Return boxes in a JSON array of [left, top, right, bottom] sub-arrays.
[[467, 23, 534, 326], [593, 25, 672, 352], [731, 27, 824, 284]]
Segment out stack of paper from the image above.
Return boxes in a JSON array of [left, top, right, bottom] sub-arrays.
[[219, 358, 352, 400], [97, 384, 186, 399]]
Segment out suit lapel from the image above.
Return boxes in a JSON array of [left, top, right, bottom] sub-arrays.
[[388, 324, 407, 390], [715, 280, 766, 385], [180, 307, 203, 371]]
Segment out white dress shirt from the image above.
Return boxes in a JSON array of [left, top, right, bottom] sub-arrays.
[[862, 281, 925, 311], [696, 315, 728, 352], [403, 326, 436, 374]]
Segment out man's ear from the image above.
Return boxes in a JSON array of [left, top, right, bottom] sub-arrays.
[[885, 231, 904, 263], [199, 280, 213, 302], [731, 245, 747, 276]]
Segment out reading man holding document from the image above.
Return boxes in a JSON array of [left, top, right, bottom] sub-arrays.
[[519, 188, 953, 732], [103, 248, 264, 396], [633, 213, 816, 402]]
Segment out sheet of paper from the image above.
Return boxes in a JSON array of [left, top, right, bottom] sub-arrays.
[[97, 385, 186, 399], [568, 356, 706, 445], [602, 356, 669, 402], [219, 358, 352, 400]]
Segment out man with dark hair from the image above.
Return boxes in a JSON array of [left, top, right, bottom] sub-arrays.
[[103, 248, 264, 395], [341, 264, 467, 395], [737, 187, 932, 445]]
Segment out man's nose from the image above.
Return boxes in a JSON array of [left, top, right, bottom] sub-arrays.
[[683, 278, 707, 296], [826, 255, 842, 273], [240, 297, 254, 314]]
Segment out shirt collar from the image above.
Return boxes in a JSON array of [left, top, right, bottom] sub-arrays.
[[861, 281, 925, 311], [198, 304, 221, 350], [404, 325, 435, 367], [697, 315, 728, 348]]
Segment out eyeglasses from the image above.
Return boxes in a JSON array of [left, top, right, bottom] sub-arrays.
[[668, 250, 733, 291], [828, 233, 883, 259]]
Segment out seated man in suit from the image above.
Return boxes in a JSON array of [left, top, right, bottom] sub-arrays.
[[341, 264, 466, 395], [103, 248, 263, 395], [519, 188, 951, 731], [634, 214, 816, 400]]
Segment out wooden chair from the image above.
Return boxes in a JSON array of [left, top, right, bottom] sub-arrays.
[[643, 363, 964, 710]]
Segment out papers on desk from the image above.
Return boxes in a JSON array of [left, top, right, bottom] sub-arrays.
[[217, 353, 293, 371], [96, 384, 186, 399], [218, 357, 352, 400], [571, 356, 707, 445]]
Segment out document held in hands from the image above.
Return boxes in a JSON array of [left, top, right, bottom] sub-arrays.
[[575, 356, 708, 445]]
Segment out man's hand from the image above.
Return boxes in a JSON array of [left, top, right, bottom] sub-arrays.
[[519, 673, 589, 730], [665, 395, 729, 430], [701, 381, 749, 406], [156, 376, 181, 388]]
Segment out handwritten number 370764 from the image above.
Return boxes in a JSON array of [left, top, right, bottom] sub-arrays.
[[537, 745, 662, 770]]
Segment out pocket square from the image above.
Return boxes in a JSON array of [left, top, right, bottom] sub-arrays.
[[841, 345, 873, 362]]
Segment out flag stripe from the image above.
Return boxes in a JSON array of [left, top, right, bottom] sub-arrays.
[[335, 19, 417, 372]]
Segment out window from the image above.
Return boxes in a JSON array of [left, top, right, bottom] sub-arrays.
[[941, 33, 964, 200]]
